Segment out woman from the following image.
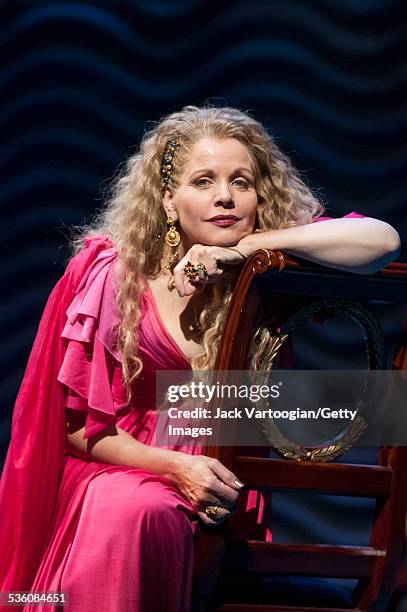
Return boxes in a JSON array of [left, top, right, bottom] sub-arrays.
[[0, 105, 400, 612]]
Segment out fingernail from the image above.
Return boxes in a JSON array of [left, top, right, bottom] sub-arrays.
[[234, 479, 245, 488]]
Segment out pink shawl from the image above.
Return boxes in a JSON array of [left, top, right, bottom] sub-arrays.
[[0, 236, 113, 597]]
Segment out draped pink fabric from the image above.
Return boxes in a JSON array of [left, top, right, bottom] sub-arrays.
[[0, 214, 365, 611], [0, 236, 271, 612], [0, 236, 113, 605], [314, 212, 366, 221]]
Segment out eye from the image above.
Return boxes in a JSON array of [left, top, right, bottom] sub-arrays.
[[194, 177, 211, 187], [232, 178, 249, 189]]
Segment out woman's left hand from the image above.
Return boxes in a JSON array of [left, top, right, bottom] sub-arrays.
[[172, 243, 251, 297]]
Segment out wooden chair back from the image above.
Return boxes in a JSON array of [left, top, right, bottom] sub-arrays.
[[193, 251, 407, 612]]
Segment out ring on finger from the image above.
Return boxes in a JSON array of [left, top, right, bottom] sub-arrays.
[[205, 505, 221, 521], [184, 261, 208, 281]]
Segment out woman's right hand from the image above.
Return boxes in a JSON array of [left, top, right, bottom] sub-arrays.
[[170, 453, 245, 526]]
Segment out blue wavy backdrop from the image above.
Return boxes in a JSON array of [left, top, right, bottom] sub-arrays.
[[1, 0, 406, 604]]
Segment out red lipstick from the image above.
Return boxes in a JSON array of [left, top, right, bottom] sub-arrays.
[[207, 214, 240, 226]]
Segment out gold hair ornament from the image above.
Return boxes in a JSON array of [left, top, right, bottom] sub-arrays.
[[161, 140, 180, 188]]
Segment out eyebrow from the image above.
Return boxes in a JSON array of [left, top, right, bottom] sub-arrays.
[[189, 167, 254, 178]]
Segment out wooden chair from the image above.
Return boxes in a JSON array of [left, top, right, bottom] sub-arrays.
[[192, 250, 407, 612]]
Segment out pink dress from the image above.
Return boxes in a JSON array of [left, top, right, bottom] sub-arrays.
[[23, 244, 271, 612], [2, 213, 365, 611]]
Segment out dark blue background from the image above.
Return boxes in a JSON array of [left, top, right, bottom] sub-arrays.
[[1, 1, 406, 606]]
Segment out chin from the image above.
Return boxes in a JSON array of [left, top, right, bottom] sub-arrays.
[[187, 227, 253, 249], [213, 231, 253, 247], [204, 236, 241, 247]]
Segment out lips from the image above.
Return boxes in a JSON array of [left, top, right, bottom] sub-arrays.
[[208, 217, 239, 227], [207, 215, 240, 221]]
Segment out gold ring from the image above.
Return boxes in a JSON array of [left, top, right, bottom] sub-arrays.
[[184, 261, 208, 281], [205, 505, 221, 521]]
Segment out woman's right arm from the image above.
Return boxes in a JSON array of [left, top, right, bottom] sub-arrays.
[[66, 412, 243, 525]]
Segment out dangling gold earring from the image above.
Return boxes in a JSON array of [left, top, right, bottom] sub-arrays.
[[164, 216, 180, 269]]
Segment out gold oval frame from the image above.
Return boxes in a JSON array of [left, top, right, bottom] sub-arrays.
[[259, 299, 386, 462]]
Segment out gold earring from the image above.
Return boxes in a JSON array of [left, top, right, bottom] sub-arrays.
[[164, 217, 180, 269]]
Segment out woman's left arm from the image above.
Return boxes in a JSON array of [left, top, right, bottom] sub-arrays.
[[237, 217, 401, 275]]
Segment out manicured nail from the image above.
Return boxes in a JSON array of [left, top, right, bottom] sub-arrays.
[[234, 479, 245, 488]]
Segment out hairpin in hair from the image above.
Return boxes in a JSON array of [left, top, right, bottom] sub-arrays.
[[160, 140, 180, 188]]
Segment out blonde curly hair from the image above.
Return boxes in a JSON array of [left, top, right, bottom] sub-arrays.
[[73, 105, 324, 396]]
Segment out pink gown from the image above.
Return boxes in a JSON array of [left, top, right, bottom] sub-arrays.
[[3, 213, 363, 611], [22, 243, 271, 612]]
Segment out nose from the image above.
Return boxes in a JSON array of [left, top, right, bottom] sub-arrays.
[[213, 180, 235, 208]]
